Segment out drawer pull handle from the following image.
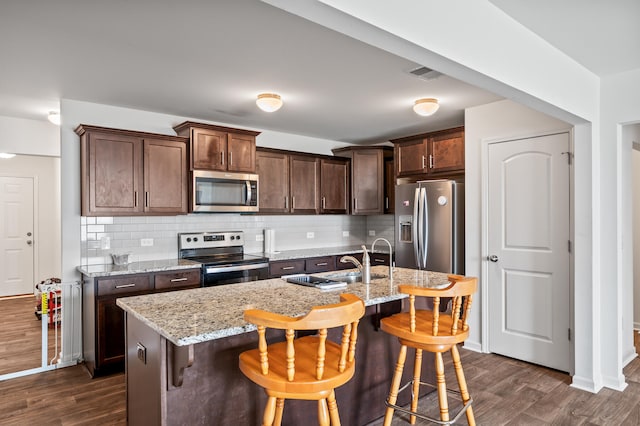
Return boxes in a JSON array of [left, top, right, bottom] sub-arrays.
[[374, 259, 385, 263], [316, 262, 328, 266], [281, 266, 295, 270], [170, 278, 188, 282], [115, 283, 136, 289]]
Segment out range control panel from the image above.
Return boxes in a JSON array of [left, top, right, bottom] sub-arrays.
[[178, 231, 244, 250]]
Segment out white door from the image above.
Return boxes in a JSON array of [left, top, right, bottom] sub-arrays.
[[0, 176, 35, 296], [487, 132, 571, 372]]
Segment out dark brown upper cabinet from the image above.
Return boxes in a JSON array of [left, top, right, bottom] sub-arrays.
[[392, 126, 465, 179], [319, 158, 349, 214], [76, 125, 189, 216], [332, 146, 393, 215], [173, 121, 260, 173]]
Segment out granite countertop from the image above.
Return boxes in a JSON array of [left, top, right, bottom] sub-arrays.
[[265, 245, 392, 261], [77, 259, 201, 278], [116, 265, 450, 347]]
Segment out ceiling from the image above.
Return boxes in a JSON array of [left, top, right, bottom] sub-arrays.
[[0, 0, 636, 144]]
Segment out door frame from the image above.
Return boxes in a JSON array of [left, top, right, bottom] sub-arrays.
[[479, 129, 575, 374], [0, 172, 39, 293]]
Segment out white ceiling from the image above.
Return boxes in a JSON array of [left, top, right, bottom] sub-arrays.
[[0, 0, 636, 144]]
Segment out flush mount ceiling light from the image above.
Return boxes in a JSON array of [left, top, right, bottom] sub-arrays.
[[413, 98, 440, 116], [47, 111, 61, 125], [0, 153, 16, 159], [256, 93, 283, 112]]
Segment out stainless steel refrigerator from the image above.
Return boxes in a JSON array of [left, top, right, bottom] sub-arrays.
[[395, 180, 464, 274]]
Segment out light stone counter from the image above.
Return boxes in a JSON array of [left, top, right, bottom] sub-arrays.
[[116, 265, 450, 347], [263, 245, 392, 261], [77, 259, 201, 278]]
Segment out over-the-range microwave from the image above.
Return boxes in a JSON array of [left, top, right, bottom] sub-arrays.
[[192, 170, 258, 213]]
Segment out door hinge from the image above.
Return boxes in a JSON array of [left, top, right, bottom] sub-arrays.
[[568, 328, 572, 341], [568, 240, 572, 253]]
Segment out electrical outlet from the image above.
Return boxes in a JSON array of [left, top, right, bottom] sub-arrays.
[[100, 236, 111, 249], [306, 232, 315, 239], [368, 230, 376, 236], [140, 238, 154, 247], [342, 231, 349, 237], [256, 234, 264, 242]]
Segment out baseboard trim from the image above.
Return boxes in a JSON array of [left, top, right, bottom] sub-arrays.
[[462, 340, 482, 353], [570, 375, 600, 393]]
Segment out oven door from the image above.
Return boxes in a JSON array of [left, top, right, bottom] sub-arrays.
[[193, 170, 258, 213], [202, 262, 269, 287]]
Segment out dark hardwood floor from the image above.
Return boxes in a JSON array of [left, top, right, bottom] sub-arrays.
[[2, 305, 640, 425]]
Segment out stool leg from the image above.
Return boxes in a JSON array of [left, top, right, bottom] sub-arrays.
[[263, 396, 277, 426], [435, 351, 449, 423], [410, 348, 423, 425], [318, 398, 330, 426], [274, 398, 285, 426], [384, 344, 407, 426], [327, 389, 341, 425], [451, 344, 475, 426]]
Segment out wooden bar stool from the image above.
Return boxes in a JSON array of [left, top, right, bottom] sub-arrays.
[[239, 293, 365, 426], [380, 275, 477, 425]]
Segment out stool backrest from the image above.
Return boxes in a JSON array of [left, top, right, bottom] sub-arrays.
[[398, 275, 477, 337], [243, 293, 365, 381]]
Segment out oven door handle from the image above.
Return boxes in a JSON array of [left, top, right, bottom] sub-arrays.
[[204, 262, 269, 274]]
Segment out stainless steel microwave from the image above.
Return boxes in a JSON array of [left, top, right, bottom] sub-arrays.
[[192, 170, 258, 212]]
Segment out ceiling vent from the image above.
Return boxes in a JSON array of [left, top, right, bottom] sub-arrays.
[[408, 66, 442, 81]]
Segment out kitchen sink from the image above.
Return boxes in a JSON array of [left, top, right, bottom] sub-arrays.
[[321, 271, 387, 283]]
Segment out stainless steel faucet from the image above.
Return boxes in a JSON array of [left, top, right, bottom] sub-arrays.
[[340, 244, 371, 283], [371, 237, 393, 281]]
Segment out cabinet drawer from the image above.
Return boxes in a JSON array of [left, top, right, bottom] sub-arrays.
[[269, 260, 305, 277], [97, 275, 152, 296], [370, 253, 390, 266], [305, 256, 336, 273], [155, 269, 201, 290]]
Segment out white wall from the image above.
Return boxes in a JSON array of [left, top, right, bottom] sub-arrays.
[[464, 99, 572, 349], [0, 116, 60, 157], [633, 144, 640, 330]]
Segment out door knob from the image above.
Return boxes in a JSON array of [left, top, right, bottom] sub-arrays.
[[27, 240, 33, 245], [488, 255, 498, 262]]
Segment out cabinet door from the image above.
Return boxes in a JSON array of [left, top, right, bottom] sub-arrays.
[[290, 155, 319, 214], [85, 132, 143, 215], [395, 138, 427, 177], [256, 150, 290, 213], [320, 159, 349, 214], [97, 297, 125, 368], [192, 128, 227, 171], [144, 138, 188, 214], [351, 149, 383, 215], [227, 133, 256, 173], [428, 129, 464, 174], [384, 159, 395, 214]]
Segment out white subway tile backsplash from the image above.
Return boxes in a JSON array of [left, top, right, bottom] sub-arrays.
[[96, 217, 113, 225]]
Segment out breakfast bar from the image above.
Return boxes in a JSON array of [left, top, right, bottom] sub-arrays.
[[117, 266, 450, 425]]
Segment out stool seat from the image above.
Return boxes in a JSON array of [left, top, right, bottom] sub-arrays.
[[239, 293, 365, 426], [381, 275, 477, 426]]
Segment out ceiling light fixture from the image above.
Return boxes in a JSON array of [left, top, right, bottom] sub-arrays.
[[47, 111, 61, 125], [256, 93, 283, 112], [0, 153, 16, 159], [413, 98, 440, 116]]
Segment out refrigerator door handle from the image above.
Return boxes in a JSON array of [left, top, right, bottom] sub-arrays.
[[421, 187, 429, 268], [413, 187, 420, 267]]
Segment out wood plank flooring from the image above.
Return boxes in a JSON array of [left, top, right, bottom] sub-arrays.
[[0, 296, 62, 376], [2, 316, 640, 424]]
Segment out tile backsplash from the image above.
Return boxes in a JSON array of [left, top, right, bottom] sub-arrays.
[[80, 214, 395, 266]]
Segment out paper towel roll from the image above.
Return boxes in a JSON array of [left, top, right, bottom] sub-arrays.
[[264, 229, 276, 253]]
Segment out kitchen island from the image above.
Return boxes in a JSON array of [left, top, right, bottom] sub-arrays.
[[117, 266, 450, 425]]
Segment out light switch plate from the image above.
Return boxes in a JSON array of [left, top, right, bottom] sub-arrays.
[[256, 234, 264, 242], [306, 232, 315, 239], [140, 238, 154, 247]]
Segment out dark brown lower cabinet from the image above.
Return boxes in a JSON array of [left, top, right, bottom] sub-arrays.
[[83, 269, 200, 377]]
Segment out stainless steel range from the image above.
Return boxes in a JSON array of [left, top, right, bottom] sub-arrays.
[[178, 231, 270, 287]]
